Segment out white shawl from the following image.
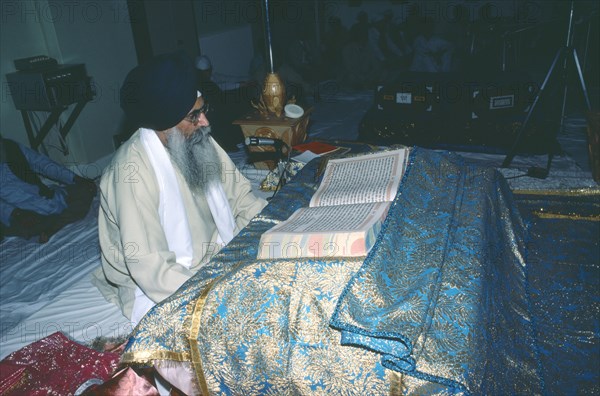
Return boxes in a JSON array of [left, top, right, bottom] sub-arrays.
[[130, 128, 235, 325]]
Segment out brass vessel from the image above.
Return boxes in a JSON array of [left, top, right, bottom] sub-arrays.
[[261, 72, 286, 117]]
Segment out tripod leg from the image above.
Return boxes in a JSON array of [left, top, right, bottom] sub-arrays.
[[560, 62, 570, 131], [572, 48, 592, 111], [502, 48, 564, 168]]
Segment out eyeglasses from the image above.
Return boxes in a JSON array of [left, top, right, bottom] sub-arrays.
[[184, 102, 210, 124]]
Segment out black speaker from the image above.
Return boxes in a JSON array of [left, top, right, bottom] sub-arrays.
[[6, 64, 93, 111]]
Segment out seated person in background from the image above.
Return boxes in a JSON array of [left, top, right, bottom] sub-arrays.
[[369, 10, 411, 69], [93, 51, 267, 325], [341, 21, 383, 90], [195, 55, 248, 152], [408, 4, 468, 73], [320, 16, 348, 79], [0, 137, 96, 243], [277, 25, 322, 103], [409, 21, 455, 73]]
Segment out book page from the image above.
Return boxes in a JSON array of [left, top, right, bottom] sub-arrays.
[[257, 202, 390, 259], [269, 202, 390, 234], [309, 148, 409, 207]]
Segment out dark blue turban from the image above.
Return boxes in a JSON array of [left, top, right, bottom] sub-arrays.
[[120, 51, 197, 131]]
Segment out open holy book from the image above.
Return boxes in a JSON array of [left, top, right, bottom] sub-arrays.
[[257, 148, 410, 259]]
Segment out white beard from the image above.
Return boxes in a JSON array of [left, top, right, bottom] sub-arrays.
[[166, 125, 222, 194]]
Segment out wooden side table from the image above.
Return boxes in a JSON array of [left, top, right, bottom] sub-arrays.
[[233, 107, 312, 170]]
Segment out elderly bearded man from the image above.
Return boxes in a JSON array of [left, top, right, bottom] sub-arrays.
[[93, 52, 267, 325]]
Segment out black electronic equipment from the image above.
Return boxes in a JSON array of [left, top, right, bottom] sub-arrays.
[[375, 78, 435, 115], [361, 72, 553, 154], [14, 55, 58, 71], [358, 104, 554, 154], [374, 72, 473, 122], [6, 61, 94, 153], [374, 72, 537, 121], [469, 72, 538, 122], [6, 64, 93, 111]]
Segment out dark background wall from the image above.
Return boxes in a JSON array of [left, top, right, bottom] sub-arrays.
[[1, 0, 598, 170]]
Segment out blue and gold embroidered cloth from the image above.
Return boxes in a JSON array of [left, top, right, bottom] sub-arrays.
[[122, 147, 542, 395]]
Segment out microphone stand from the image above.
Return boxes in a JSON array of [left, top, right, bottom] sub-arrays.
[[244, 137, 291, 198], [271, 141, 291, 198]]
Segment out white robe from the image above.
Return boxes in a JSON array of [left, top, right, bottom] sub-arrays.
[[92, 130, 267, 321]]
